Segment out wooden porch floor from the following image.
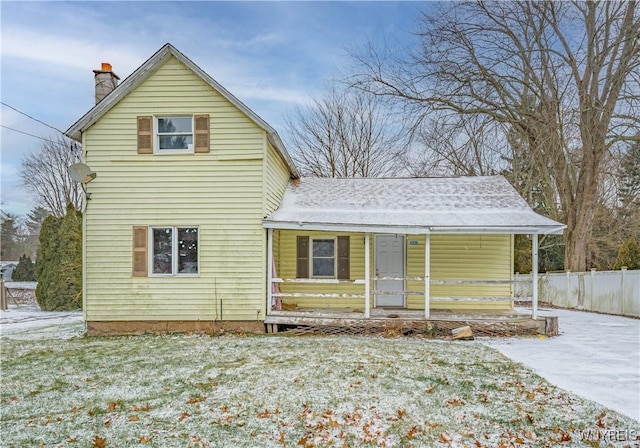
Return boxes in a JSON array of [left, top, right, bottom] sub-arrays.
[[265, 307, 532, 324], [264, 308, 557, 337]]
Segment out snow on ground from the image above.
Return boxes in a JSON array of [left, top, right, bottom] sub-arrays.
[[0, 305, 84, 340], [482, 307, 640, 422], [1, 302, 638, 425], [3, 281, 37, 289]]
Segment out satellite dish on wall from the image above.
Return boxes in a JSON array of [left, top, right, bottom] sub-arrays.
[[68, 163, 97, 184]]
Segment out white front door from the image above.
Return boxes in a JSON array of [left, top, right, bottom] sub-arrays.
[[374, 234, 405, 307]]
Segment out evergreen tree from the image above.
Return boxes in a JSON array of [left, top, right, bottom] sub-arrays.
[[35, 204, 82, 311], [1, 212, 23, 260], [12, 255, 36, 281], [614, 237, 640, 270], [24, 207, 49, 259]]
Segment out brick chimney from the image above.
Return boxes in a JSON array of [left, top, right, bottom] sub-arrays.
[[93, 62, 120, 104]]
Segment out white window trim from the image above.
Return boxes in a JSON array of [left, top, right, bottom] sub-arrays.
[[154, 115, 194, 154], [310, 237, 337, 279], [149, 226, 200, 276]]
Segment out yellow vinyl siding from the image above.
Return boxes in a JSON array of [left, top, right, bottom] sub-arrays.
[[83, 55, 268, 321], [277, 231, 366, 309], [406, 234, 513, 310], [276, 230, 513, 311], [264, 142, 291, 216]]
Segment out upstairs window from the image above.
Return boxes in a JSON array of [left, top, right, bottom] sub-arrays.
[[137, 115, 209, 154], [156, 116, 193, 152]]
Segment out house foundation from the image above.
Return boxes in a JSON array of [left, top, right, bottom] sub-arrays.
[[86, 320, 265, 336]]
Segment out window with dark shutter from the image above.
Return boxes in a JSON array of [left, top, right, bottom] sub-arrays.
[[137, 116, 153, 154], [296, 236, 309, 278], [194, 114, 210, 153], [337, 236, 350, 280], [132, 226, 148, 277]]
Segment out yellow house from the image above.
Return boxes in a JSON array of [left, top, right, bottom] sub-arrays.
[[66, 44, 296, 334], [66, 44, 564, 335], [263, 177, 564, 333]]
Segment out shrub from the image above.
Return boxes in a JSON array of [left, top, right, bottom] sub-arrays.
[[613, 236, 640, 270], [35, 204, 82, 311], [12, 255, 37, 281]]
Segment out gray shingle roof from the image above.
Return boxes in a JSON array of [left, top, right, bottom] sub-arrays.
[[264, 176, 565, 234]]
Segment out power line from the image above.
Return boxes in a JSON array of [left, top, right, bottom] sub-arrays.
[[0, 125, 61, 144], [1, 101, 66, 135]]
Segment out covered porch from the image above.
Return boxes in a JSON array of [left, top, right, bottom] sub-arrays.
[[263, 177, 565, 336]]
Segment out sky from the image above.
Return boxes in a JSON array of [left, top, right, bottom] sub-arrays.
[[1, 1, 426, 217]]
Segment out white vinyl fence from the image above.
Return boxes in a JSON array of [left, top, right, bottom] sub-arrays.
[[515, 269, 640, 317]]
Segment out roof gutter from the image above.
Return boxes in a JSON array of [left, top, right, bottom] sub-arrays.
[[263, 220, 567, 235]]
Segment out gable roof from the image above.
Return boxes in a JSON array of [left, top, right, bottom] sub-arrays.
[[65, 43, 298, 177], [264, 175, 565, 234]]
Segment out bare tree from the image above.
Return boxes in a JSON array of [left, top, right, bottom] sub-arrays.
[[20, 135, 82, 217], [351, 1, 640, 271], [407, 114, 510, 177], [286, 86, 405, 178]]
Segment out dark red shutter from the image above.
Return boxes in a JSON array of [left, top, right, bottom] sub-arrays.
[[296, 236, 309, 278], [337, 236, 350, 280]]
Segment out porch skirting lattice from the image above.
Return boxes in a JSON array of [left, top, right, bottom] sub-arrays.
[[267, 317, 547, 338]]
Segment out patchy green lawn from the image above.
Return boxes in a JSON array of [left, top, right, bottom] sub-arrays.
[[1, 323, 636, 447]]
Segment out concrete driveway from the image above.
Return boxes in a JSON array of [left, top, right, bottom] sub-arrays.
[[483, 307, 640, 422]]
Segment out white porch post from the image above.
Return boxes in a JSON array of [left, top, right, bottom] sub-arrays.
[[424, 233, 431, 319], [364, 232, 371, 318], [267, 227, 273, 316], [532, 233, 539, 320]]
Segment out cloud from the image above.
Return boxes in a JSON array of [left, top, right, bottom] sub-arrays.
[[1, 26, 146, 76]]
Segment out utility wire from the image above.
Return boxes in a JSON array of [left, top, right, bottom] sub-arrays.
[[1, 101, 66, 135], [0, 125, 61, 145]]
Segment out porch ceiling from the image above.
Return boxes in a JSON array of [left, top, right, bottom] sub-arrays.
[[264, 176, 565, 235]]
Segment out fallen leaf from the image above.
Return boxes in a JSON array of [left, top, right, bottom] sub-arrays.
[[278, 431, 285, 443], [407, 426, 421, 439], [526, 414, 534, 424], [178, 412, 190, 421], [104, 418, 112, 428], [139, 436, 151, 443], [526, 392, 535, 400], [425, 386, 434, 394], [108, 401, 117, 412], [258, 409, 270, 419], [187, 395, 206, 404], [92, 435, 106, 448], [560, 431, 572, 442], [397, 408, 406, 419], [440, 432, 451, 443], [128, 415, 140, 422], [444, 398, 465, 406]]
